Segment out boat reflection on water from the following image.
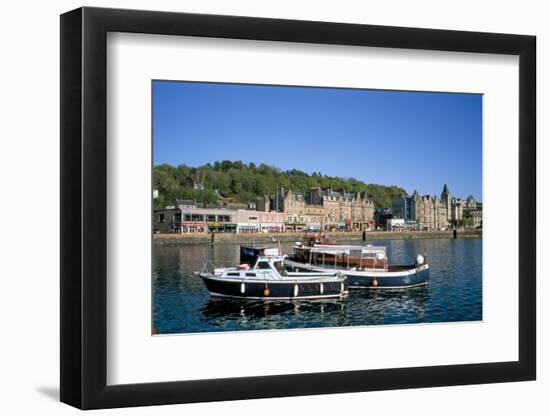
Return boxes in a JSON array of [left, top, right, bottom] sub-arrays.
[[199, 286, 429, 330], [153, 238, 482, 334], [201, 298, 296, 320], [351, 286, 430, 325], [200, 298, 348, 327]]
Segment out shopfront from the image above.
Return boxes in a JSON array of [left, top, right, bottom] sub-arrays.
[[285, 222, 306, 232], [236, 223, 260, 233], [260, 222, 284, 233], [180, 221, 207, 234]]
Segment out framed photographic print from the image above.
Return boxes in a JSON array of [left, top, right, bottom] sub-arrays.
[[60, 6, 536, 410]]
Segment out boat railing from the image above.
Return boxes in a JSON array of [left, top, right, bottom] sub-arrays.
[[199, 259, 243, 274], [200, 260, 217, 274]]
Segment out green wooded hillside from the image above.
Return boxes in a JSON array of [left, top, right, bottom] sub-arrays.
[[154, 161, 406, 210]]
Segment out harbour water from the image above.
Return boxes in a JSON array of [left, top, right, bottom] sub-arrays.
[[153, 238, 482, 334]]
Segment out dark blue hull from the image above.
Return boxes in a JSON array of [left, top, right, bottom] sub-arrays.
[[346, 265, 429, 289], [284, 258, 429, 289], [201, 275, 348, 300]]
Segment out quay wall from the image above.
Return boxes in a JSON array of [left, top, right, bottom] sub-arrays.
[[153, 230, 482, 246]]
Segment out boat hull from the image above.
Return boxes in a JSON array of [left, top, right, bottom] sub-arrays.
[[345, 265, 429, 289], [200, 275, 348, 300], [284, 259, 429, 289]]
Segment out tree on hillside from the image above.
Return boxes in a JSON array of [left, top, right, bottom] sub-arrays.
[[153, 161, 406, 209]]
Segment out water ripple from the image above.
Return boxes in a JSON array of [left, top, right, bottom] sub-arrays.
[[153, 238, 482, 334]]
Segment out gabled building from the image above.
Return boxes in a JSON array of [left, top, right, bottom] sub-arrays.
[[308, 187, 375, 231], [256, 187, 374, 231], [392, 184, 481, 230], [282, 189, 306, 231], [463, 195, 483, 228]]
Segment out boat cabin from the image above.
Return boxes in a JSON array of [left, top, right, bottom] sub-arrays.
[[253, 256, 287, 275], [216, 255, 289, 281], [214, 254, 340, 281], [293, 244, 389, 272]]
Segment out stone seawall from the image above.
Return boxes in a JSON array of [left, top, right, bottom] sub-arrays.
[[153, 230, 482, 246]]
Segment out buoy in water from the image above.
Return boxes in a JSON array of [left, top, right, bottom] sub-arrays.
[[263, 287, 270, 297], [294, 284, 299, 297], [320, 283, 324, 295], [371, 278, 378, 287], [240, 282, 245, 294]]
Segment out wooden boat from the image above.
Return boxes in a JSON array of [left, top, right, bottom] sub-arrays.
[[285, 240, 429, 289], [200, 254, 348, 300]]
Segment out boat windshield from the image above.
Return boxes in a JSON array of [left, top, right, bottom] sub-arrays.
[[273, 260, 285, 274], [256, 261, 271, 270]]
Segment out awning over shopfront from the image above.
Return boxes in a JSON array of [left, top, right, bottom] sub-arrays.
[[208, 222, 224, 230]]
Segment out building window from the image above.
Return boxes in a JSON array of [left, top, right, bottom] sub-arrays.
[[184, 214, 192, 221], [191, 214, 203, 221], [159, 214, 165, 223], [207, 215, 216, 222]]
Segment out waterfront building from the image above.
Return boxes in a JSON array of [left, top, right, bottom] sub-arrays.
[[303, 205, 326, 231], [258, 211, 285, 233], [153, 208, 180, 233], [257, 187, 374, 232], [271, 189, 306, 232], [180, 206, 236, 233], [463, 195, 483, 228], [392, 184, 482, 230], [385, 218, 419, 232], [450, 197, 464, 224], [374, 208, 393, 230], [235, 209, 260, 233], [258, 188, 308, 231], [393, 187, 446, 230], [441, 184, 452, 221], [405, 220, 420, 230], [308, 187, 375, 231], [256, 195, 271, 212], [387, 218, 405, 231], [412, 193, 448, 230], [392, 194, 413, 222]]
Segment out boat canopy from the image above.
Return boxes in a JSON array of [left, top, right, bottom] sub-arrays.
[[310, 244, 387, 257]]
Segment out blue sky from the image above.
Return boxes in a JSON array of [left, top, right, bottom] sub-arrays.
[[153, 81, 482, 201]]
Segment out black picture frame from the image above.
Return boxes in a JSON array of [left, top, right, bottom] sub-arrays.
[[60, 6, 536, 410]]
